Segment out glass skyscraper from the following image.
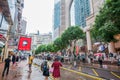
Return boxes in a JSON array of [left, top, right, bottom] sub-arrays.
[[74, 0, 90, 28], [54, 0, 61, 29]]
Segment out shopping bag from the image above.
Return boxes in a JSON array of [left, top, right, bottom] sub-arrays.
[[49, 67, 54, 73]]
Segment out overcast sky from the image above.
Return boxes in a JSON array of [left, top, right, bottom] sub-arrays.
[[23, 0, 54, 34]]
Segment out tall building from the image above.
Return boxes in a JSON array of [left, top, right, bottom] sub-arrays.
[[54, 0, 60, 30], [74, 0, 91, 28], [53, 0, 61, 40], [21, 18, 27, 34], [8, 0, 25, 48]]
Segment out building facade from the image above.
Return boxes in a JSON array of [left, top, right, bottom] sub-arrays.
[[53, 0, 61, 40], [0, 0, 14, 60], [74, 0, 91, 28], [85, 0, 105, 51], [53, 0, 73, 40], [29, 33, 52, 51], [20, 18, 27, 35]]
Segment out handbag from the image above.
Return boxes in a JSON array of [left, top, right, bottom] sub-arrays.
[[49, 67, 54, 73]]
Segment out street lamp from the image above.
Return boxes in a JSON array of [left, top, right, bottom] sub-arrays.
[[114, 34, 120, 40]]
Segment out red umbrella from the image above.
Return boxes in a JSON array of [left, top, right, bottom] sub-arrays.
[[94, 53, 103, 56]]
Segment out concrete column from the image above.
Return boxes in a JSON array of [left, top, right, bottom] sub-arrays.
[[108, 42, 116, 53], [65, 0, 73, 28], [89, 0, 94, 14], [4, 37, 9, 59], [4, 25, 12, 60], [86, 30, 92, 51]]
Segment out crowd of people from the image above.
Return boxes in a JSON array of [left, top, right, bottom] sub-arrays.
[[1, 51, 32, 77], [39, 50, 120, 69], [2, 50, 120, 80]]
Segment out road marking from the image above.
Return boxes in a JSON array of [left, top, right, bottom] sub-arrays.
[[68, 65, 72, 69], [111, 72, 120, 79], [92, 69, 99, 76], [61, 67, 103, 80], [34, 61, 102, 80]]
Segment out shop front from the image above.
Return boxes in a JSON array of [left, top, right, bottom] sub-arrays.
[[0, 34, 6, 62]]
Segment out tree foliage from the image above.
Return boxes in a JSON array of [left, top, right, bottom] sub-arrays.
[[46, 44, 55, 52], [35, 26, 85, 54], [61, 26, 85, 43], [92, 0, 120, 42], [54, 37, 65, 51]]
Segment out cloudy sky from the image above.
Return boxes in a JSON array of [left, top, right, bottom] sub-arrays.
[[23, 0, 54, 34]]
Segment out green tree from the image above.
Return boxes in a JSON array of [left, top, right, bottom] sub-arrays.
[[35, 44, 47, 54], [54, 37, 64, 51], [46, 44, 55, 52], [61, 26, 85, 53], [92, 0, 120, 42]]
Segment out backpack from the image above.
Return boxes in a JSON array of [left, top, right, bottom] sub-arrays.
[[41, 61, 49, 72], [43, 65, 49, 72], [42, 64, 50, 76]]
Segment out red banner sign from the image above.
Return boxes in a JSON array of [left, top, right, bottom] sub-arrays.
[[18, 36, 31, 51]]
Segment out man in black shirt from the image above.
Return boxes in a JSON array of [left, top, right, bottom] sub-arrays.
[[2, 55, 11, 77]]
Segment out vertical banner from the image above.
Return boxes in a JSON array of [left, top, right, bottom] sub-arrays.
[[18, 36, 31, 51]]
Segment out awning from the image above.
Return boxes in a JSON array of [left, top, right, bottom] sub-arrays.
[[0, 41, 5, 47], [0, 34, 6, 43]]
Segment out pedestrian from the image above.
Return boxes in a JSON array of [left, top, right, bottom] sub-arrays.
[[15, 52, 19, 66], [51, 58, 62, 80], [2, 55, 11, 77], [98, 56, 103, 68], [28, 55, 34, 72], [12, 54, 16, 66], [109, 52, 113, 63], [42, 61, 50, 80]]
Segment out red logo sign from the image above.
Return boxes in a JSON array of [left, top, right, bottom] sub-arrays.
[[18, 36, 32, 51]]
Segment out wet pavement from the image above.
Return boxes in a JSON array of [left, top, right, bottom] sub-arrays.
[[0, 58, 120, 80], [0, 60, 51, 80]]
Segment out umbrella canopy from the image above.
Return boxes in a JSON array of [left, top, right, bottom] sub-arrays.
[[94, 53, 103, 57]]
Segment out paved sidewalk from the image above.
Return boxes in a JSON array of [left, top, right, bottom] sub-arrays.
[[62, 60, 120, 73], [0, 60, 51, 80]]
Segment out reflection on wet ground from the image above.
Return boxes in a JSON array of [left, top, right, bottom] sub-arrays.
[[0, 60, 51, 80]]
